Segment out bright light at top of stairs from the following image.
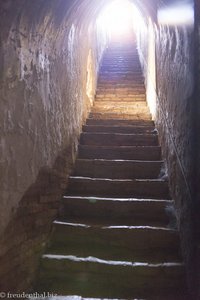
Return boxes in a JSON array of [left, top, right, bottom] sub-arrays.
[[98, 0, 144, 37]]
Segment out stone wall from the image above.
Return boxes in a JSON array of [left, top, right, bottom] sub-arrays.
[[194, 0, 200, 296], [155, 24, 196, 297], [0, 0, 107, 292], [136, 13, 197, 298]]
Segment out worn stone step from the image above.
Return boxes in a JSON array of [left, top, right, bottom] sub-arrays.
[[48, 222, 181, 262], [96, 93, 145, 98], [89, 113, 151, 120], [78, 145, 161, 160], [97, 83, 145, 87], [98, 76, 143, 80], [80, 133, 158, 146], [96, 90, 145, 94], [99, 72, 143, 75], [100, 62, 141, 66], [100, 67, 142, 71], [99, 72, 143, 76], [67, 177, 170, 199], [86, 118, 154, 126], [98, 83, 144, 87], [95, 97, 146, 102], [96, 88, 145, 91], [37, 255, 186, 299], [99, 73, 143, 77], [91, 107, 149, 115], [60, 196, 173, 227], [73, 159, 163, 179], [100, 66, 141, 69], [97, 91, 145, 95], [82, 125, 155, 134], [98, 80, 144, 85], [99, 76, 144, 82], [100, 69, 142, 73], [95, 94, 146, 98], [93, 102, 147, 109]]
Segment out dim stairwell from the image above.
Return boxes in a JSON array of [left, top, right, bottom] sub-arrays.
[[34, 40, 188, 300]]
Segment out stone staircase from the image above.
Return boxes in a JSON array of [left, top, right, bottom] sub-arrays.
[[34, 42, 188, 299]]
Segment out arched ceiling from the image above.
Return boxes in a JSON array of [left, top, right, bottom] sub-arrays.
[[0, 0, 159, 38]]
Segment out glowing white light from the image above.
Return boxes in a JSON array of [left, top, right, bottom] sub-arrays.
[[98, 0, 143, 38], [158, 5, 194, 26]]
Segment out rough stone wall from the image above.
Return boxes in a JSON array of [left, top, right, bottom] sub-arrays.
[[136, 18, 196, 297], [0, 0, 106, 292], [155, 25, 196, 297], [194, 0, 200, 296]]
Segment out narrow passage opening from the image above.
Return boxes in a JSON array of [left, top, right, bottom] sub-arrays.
[[97, 0, 145, 44]]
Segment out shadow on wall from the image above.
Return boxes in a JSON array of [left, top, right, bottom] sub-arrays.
[[136, 1, 197, 298], [0, 145, 76, 293]]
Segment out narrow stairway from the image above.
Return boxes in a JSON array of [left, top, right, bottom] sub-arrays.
[[35, 41, 188, 300]]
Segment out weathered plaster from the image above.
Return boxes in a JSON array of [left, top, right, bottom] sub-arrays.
[[0, 0, 107, 291]]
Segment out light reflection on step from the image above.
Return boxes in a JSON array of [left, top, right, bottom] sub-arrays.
[[42, 254, 183, 268]]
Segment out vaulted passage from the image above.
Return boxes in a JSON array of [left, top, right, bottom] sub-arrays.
[[1, 0, 200, 299], [34, 39, 188, 299]]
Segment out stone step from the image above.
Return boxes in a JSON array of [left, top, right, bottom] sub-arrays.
[[96, 90, 145, 94], [98, 73, 143, 77], [73, 159, 163, 179], [37, 255, 186, 299], [97, 85, 145, 88], [95, 94, 146, 98], [97, 81, 145, 84], [89, 113, 151, 120], [98, 81, 144, 84], [82, 124, 155, 134], [91, 107, 149, 115], [100, 69, 142, 73], [95, 97, 146, 102], [78, 145, 161, 160], [99, 71, 143, 74], [93, 101, 147, 108], [100, 60, 141, 63], [99, 76, 144, 81], [100, 66, 142, 70], [98, 76, 144, 80], [80, 133, 158, 146], [67, 177, 170, 199], [48, 222, 181, 262], [60, 196, 172, 227], [96, 89, 145, 94], [96, 94, 146, 98], [86, 118, 154, 126]]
